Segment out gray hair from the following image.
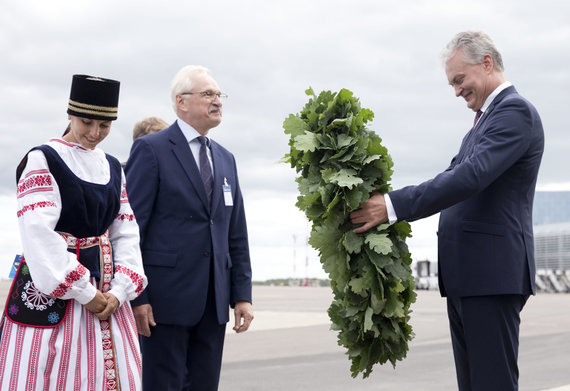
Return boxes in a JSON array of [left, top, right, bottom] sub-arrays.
[[170, 65, 212, 112], [441, 30, 504, 72]]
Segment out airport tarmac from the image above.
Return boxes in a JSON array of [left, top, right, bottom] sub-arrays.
[[1, 281, 569, 390], [220, 285, 570, 391]]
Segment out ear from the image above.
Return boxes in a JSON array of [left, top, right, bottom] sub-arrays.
[[176, 95, 187, 111], [482, 53, 494, 73]]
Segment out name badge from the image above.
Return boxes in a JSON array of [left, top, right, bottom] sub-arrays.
[[223, 177, 233, 206]]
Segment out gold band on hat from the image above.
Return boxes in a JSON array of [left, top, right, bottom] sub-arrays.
[[67, 74, 120, 120], [68, 99, 118, 118]]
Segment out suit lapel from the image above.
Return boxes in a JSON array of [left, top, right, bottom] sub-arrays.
[[477, 85, 516, 130], [454, 86, 517, 165], [210, 141, 224, 216], [168, 124, 210, 211]]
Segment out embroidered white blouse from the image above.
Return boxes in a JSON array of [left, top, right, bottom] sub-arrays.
[[16, 138, 147, 306]]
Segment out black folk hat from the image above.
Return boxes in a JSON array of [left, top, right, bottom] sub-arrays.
[[67, 74, 120, 121]]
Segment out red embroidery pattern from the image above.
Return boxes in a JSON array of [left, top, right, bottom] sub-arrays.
[[9, 323, 26, 389], [51, 230, 121, 389], [115, 213, 135, 222], [50, 264, 88, 298], [17, 170, 53, 198], [59, 232, 100, 248], [50, 138, 89, 151], [96, 232, 119, 390], [43, 323, 60, 389], [114, 309, 137, 388], [100, 233, 113, 294], [86, 306, 97, 389], [55, 303, 74, 389], [17, 201, 57, 217], [25, 328, 43, 390], [0, 315, 13, 384], [115, 265, 145, 295], [117, 307, 143, 378], [120, 184, 129, 204], [101, 319, 119, 390]]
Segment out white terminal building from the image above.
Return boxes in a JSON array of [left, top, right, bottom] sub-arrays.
[[532, 191, 570, 292], [415, 191, 570, 292]]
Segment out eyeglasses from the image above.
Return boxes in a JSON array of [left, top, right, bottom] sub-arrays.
[[180, 91, 228, 100]]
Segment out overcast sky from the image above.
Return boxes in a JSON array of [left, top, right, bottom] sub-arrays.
[[1, 0, 569, 280]]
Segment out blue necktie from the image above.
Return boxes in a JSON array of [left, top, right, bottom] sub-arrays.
[[198, 136, 213, 203]]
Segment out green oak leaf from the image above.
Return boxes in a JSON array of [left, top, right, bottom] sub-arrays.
[[282, 87, 415, 379], [283, 114, 309, 137], [294, 131, 319, 152], [365, 233, 393, 255]]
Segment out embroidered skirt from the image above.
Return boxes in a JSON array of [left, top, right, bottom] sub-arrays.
[[0, 233, 142, 391], [0, 298, 141, 390]]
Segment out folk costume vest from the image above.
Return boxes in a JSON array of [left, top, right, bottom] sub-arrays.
[[5, 144, 122, 327]]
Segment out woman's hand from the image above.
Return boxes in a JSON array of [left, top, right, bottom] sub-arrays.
[[84, 290, 107, 314], [95, 293, 120, 320]]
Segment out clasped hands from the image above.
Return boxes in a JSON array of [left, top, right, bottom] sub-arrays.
[[84, 290, 119, 320], [350, 193, 389, 233]]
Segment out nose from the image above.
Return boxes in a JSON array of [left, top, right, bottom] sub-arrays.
[[454, 85, 462, 97], [212, 95, 222, 107], [89, 124, 100, 138]]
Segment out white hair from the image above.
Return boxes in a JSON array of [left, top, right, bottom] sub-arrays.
[[441, 30, 504, 72], [170, 65, 212, 112]]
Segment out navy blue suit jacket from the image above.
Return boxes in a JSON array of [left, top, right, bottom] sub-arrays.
[[389, 86, 544, 297], [125, 122, 252, 325]]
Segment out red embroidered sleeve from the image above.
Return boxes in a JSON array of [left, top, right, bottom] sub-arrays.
[[115, 265, 145, 295], [49, 264, 89, 298], [120, 184, 129, 204], [17, 201, 57, 218], [115, 213, 136, 222], [17, 169, 53, 198]]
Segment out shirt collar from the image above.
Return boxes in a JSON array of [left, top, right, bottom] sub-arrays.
[[176, 118, 210, 144], [481, 81, 512, 113]]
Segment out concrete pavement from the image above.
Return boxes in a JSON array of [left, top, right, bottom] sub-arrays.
[[1, 281, 569, 390], [221, 286, 570, 391]]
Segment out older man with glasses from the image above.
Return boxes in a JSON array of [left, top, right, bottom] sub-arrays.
[[125, 65, 253, 391]]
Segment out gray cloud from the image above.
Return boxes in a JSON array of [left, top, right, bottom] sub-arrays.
[[1, 0, 569, 278]]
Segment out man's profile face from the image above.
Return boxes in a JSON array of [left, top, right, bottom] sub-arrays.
[[178, 73, 223, 134], [445, 48, 492, 112]]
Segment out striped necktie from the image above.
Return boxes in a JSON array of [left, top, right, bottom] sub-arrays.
[[198, 136, 213, 203]]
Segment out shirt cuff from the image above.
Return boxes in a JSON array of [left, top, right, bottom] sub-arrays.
[[108, 286, 127, 307], [74, 283, 98, 305], [384, 193, 398, 225]]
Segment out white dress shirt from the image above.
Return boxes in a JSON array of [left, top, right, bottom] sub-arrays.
[[176, 118, 214, 175]]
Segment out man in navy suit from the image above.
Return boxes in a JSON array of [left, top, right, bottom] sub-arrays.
[[125, 65, 253, 391], [350, 31, 543, 390]]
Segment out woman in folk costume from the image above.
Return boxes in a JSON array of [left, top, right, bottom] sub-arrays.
[[0, 75, 147, 390]]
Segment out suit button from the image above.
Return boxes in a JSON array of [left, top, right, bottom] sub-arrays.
[[204, 251, 210, 257], [210, 219, 214, 225]]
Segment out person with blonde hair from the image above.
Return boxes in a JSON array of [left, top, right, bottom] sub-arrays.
[[132, 116, 169, 141]]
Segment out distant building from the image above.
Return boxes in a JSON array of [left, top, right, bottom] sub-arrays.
[[534, 222, 570, 271], [533, 191, 570, 225], [533, 191, 570, 292]]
